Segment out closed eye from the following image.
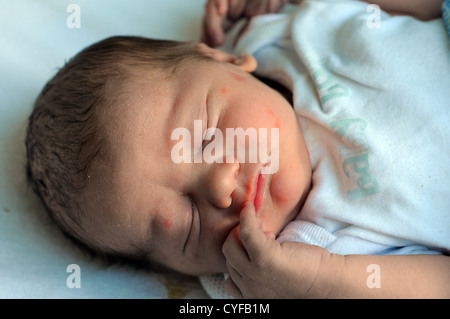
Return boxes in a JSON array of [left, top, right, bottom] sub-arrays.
[[201, 96, 215, 150], [183, 196, 195, 254], [201, 114, 211, 150], [202, 127, 217, 150]]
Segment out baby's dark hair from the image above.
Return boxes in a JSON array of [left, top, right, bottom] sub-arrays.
[[25, 36, 211, 266]]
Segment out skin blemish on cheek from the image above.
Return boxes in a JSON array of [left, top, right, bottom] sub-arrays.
[[229, 72, 244, 82], [274, 118, 280, 129], [268, 108, 280, 129], [163, 218, 172, 230]]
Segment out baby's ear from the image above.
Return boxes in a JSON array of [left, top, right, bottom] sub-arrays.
[[196, 43, 257, 72]]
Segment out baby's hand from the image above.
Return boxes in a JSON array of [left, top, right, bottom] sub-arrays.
[[201, 0, 289, 47], [222, 202, 337, 298]]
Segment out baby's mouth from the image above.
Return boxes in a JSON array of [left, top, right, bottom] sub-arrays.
[[253, 163, 271, 213]]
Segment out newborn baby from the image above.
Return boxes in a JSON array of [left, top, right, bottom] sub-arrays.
[[26, 0, 450, 298]]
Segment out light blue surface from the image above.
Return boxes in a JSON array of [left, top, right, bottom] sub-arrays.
[[444, 0, 450, 36], [0, 0, 208, 298]]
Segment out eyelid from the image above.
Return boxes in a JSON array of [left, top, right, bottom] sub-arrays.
[[202, 98, 218, 150], [201, 100, 210, 149], [201, 117, 210, 150], [183, 196, 195, 254]]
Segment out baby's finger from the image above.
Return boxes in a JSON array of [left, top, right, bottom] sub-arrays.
[[267, 0, 288, 13], [224, 271, 244, 299], [222, 224, 250, 267], [238, 202, 268, 261], [245, 0, 266, 17], [227, 0, 247, 20], [215, 0, 228, 15], [203, 0, 226, 46]]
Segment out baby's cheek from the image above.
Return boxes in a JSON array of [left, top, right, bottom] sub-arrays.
[[206, 224, 234, 252], [271, 164, 301, 205], [160, 206, 175, 230], [267, 108, 280, 130], [206, 225, 223, 244], [163, 218, 172, 230]]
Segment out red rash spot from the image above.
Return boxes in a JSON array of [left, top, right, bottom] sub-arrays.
[[268, 109, 280, 129], [274, 118, 280, 129], [221, 87, 228, 95], [163, 218, 172, 230], [229, 72, 244, 82]]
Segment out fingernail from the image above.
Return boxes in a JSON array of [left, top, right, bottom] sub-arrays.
[[264, 231, 275, 240], [233, 55, 245, 65]]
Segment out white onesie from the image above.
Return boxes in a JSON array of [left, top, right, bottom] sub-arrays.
[[200, 0, 450, 298]]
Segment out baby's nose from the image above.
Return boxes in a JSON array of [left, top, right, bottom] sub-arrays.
[[203, 160, 240, 209]]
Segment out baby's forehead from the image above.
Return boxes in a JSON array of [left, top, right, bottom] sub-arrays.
[[100, 72, 171, 129]]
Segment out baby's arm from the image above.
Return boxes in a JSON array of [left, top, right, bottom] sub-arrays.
[[360, 0, 443, 20], [331, 253, 450, 298], [223, 202, 450, 298]]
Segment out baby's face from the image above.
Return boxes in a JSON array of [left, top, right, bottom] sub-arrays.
[[87, 55, 311, 275]]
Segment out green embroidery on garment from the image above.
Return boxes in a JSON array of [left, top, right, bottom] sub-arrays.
[[303, 51, 379, 201], [330, 118, 380, 201], [303, 52, 351, 106]]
